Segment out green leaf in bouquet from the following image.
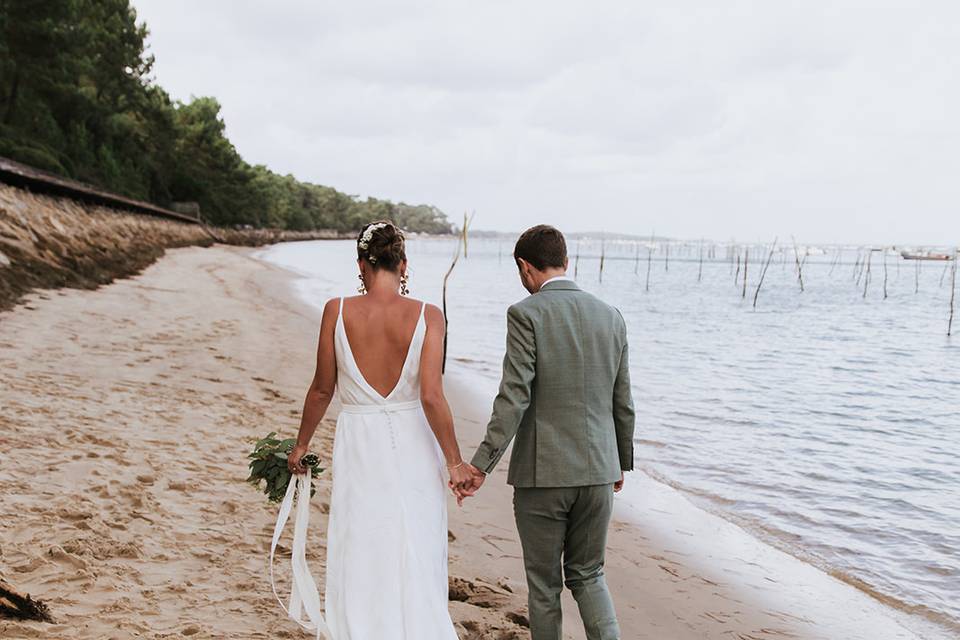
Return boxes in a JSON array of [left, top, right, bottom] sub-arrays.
[[255, 432, 277, 448], [247, 431, 326, 505]]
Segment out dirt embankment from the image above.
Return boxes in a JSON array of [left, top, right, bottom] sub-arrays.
[[0, 183, 344, 311]]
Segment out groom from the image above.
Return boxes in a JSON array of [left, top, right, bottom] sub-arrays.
[[461, 225, 635, 640]]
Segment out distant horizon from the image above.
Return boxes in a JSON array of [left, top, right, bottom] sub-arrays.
[[460, 227, 958, 250]]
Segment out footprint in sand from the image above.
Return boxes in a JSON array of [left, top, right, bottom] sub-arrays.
[[47, 545, 89, 571], [12, 555, 48, 573]]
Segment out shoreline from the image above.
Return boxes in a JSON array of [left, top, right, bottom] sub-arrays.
[[0, 244, 950, 639], [259, 245, 952, 640]]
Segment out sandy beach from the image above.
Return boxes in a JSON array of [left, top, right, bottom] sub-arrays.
[[0, 245, 947, 639]]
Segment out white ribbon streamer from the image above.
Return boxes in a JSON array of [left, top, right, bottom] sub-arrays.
[[269, 469, 332, 640]]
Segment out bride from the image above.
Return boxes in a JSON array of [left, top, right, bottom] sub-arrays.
[[286, 220, 470, 639]]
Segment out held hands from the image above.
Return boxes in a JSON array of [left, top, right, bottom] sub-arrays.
[[447, 462, 486, 506]]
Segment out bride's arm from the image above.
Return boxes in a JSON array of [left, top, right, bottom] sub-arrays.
[[419, 305, 467, 478], [288, 298, 339, 473]]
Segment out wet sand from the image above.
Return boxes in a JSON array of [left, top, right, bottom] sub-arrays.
[[0, 245, 944, 639]]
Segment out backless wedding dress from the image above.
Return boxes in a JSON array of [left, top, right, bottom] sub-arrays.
[[324, 297, 458, 638]]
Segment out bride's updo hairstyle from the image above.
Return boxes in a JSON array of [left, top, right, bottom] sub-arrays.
[[356, 220, 406, 271]]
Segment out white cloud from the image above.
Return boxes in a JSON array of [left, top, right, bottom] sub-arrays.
[[133, 0, 960, 244]]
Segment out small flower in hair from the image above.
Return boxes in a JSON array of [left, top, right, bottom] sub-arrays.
[[358, 222, 390, 251]]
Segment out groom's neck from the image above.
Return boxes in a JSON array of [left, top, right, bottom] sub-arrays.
[[532, 267, 568, 292]]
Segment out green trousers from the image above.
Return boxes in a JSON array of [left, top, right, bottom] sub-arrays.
[[513, 484, 620, 640]]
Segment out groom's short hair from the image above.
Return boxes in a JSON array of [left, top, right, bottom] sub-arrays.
[[514, 225, 567, 271]]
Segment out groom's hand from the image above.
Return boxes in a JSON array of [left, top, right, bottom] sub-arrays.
[[614, 472, 624, 493], [459, 464, 486, 497]]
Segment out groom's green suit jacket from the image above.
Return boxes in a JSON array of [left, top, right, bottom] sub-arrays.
[[471, 279, 635, 487]]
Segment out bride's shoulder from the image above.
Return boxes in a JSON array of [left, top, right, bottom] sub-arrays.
[[320, 297, 344, 322], [416, 301, 444, 326], [321, 297, 341, 312]]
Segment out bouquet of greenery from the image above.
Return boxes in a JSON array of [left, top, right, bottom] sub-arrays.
[[247, 432, 324, 503]]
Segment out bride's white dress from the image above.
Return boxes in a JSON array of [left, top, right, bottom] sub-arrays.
[[325, 297, 458, 639]]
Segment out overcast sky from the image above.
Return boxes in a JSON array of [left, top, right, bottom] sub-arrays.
[[132, 0, 959, 244]]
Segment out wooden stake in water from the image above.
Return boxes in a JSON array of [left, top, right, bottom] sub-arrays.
[[882, 248, 888, 300], [645, 247, 653, 292], [863, 250, 872, 299], [698, 239, 704, 283], [742, 248, 749, 299], [792, 236, 805, 292], [915, 259, 921, 294], [948, 251, 957, 336], [574, 241, 580, 279], [665, 244, 670, 272], [753, 238, 778, 308], [735, 252, 741, 285], [442, 215, 470, 374], [461, 211, 471, 259], [829, 248, 840, 276], [853, 251, 861, 281], [599, 237, 606, 283]]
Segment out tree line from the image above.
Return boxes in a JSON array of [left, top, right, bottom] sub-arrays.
[[0, 0, 452, 233]]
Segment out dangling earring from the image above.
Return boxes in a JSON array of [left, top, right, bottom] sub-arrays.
[[357, 273, 367, 295], [400, 272, 410, 296]]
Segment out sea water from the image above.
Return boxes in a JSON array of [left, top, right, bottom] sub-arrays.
[[257, 237, 959, 634]]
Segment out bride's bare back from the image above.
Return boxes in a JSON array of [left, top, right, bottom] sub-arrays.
[[340, 294, 425, 398]]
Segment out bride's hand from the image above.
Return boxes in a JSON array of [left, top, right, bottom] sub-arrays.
[[288, 445, 308, 475], [448, 464, 473, 505]]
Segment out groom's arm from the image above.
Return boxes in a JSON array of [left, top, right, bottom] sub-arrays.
[[613, 316, 636, 472], [471, 304, 536, 474]]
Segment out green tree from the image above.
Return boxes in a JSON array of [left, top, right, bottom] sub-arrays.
[[0, 0, 452, 234]]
